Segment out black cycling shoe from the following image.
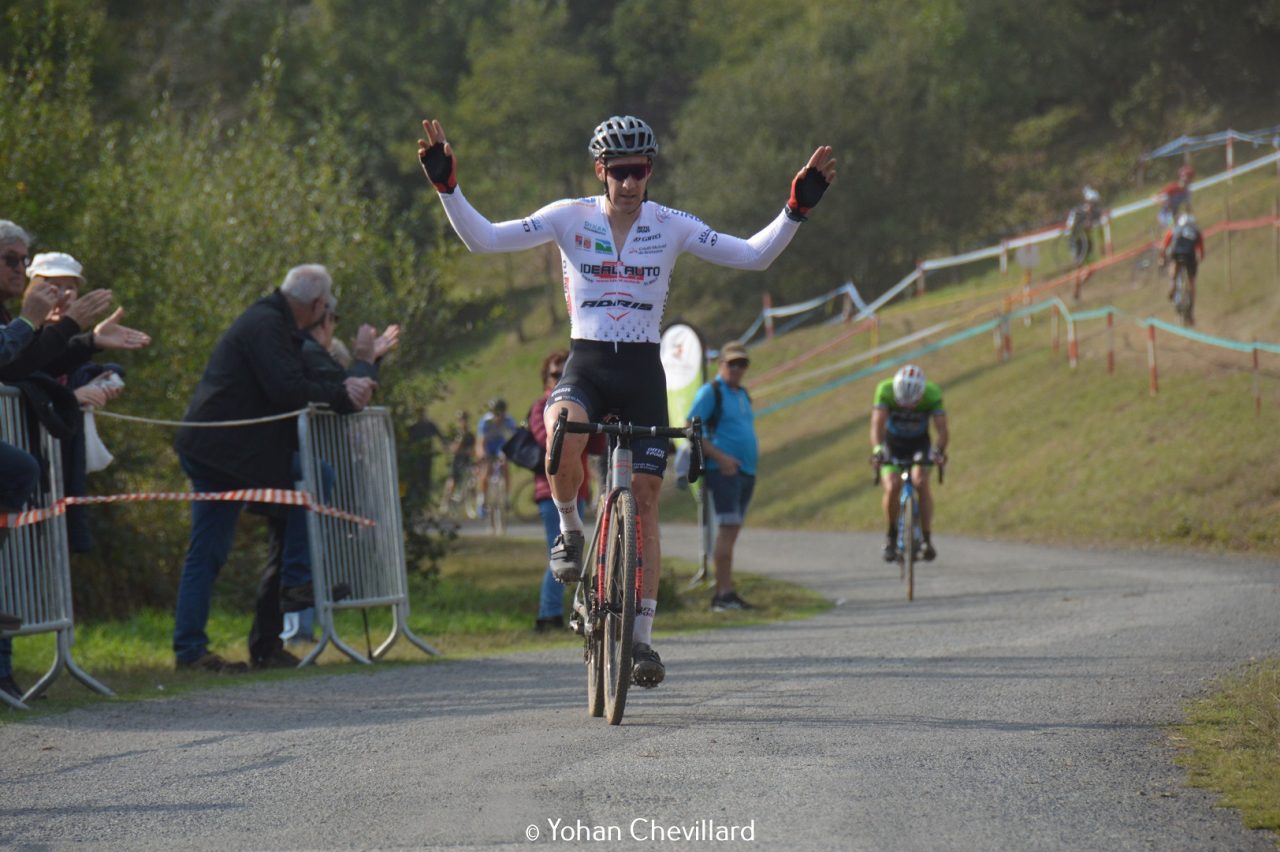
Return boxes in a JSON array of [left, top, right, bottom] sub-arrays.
[[549, 531, 585, 583], [881, 538, 898, 563], [922, 540, 937, 562], [631, 643, 665, 688]]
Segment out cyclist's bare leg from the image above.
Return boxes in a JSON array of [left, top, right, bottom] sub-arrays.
[[881, 474, 902, 534], [1168, 260, 1181, 299], [632, 472, 662, 600], [1187, 273, 1196, 324], [542, 399, 588, 512], [913, 465, 934, 537]]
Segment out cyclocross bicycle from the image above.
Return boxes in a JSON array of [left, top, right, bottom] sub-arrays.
[[873, 451, 944, 602], [547, 408, 704, 725]]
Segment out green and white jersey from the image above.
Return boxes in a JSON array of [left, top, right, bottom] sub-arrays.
[[873, 379, 944, 439]]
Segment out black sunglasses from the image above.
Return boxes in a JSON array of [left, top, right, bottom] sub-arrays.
[[2, 252, 30, 272], [605, 162, 652, 182]]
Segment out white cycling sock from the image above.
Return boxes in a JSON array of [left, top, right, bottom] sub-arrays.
[[554, 497, 583, 533], [633, 599, 657, 646]]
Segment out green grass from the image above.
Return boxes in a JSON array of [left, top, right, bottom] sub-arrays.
[[1175, 660, 1280, 835], [2, 535, 828, 719]]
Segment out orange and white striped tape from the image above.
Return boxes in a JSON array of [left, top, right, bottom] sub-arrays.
[[0, 489, 376, 530]]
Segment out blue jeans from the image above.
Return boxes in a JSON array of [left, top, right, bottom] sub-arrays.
[[536, 498, 585, 619], [0, 441, 38, 510], [1, 442, 40, 680], [281, 455, 336, 589], [172, 456, 254, 664]]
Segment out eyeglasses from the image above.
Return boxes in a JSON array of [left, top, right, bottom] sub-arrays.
[[605, 162, 652, 182], [726, 359, 749, 369], [2, 252, 30, 272]]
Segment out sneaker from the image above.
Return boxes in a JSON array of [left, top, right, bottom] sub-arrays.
[[549, 531, 585, 583], [0, 611, 21, 632], [252, 647, 301, 670], [534, 615, 564, 633], [922, 540, 937, 562], [881, 538, 898, 563], [176, 652, 249, 674], [280, 582, 351, 613], [710, 591, 752, 612], [631, 643, 665, 688]]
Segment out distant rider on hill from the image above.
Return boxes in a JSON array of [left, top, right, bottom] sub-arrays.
[[1159, 212, 1205, 326], [871, 364, 948, 562]]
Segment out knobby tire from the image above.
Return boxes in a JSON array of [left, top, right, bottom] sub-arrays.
[[603, 489, 638, 725], [902, 495, 916, 602]]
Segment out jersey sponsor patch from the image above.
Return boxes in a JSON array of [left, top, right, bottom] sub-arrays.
[[583, 220, 607, 235]]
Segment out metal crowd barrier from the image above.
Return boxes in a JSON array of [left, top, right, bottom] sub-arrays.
[[296, 405, 438, 665], [0, 385, 113, 709]]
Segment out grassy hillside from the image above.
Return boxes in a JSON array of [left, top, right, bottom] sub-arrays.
[[435, 158, 1280, 555]]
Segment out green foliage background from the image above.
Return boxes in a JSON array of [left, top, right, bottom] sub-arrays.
[[1, 0, 1278, 615]]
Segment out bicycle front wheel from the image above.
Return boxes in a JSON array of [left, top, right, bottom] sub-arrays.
[[603, 489, 638, 725], [902, 496, 916, 602]]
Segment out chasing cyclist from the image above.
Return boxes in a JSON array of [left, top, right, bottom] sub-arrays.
[[1159, 212, 1205, 326], [871, 364, 948, 563], [1156, 164, 1194, 229], [419, 114, 835, 687], [476, 398, 516, 516], [1065, 186, 1104, 300]]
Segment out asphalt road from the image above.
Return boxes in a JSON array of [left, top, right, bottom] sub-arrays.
[[2, 526, 1278, 850]]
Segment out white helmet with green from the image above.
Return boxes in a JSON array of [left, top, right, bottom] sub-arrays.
[[893, 364, 927, 406]]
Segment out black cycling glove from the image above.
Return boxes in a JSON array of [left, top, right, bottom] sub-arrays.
[[785, 167, 830, 222], [420, 142, 457, 194]]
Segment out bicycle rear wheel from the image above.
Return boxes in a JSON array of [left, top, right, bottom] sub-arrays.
[[902, 497, 916, 602], [1173, 268, 1192, 326], [487, 475, 507, 535], [603, 489, 638, 725]]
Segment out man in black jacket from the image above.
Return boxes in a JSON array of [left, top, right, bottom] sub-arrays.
[[172, 264, 376, 673]]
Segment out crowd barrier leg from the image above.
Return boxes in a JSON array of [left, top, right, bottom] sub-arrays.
[[1, 387, 113, 707], [295, 406, 438, 667]]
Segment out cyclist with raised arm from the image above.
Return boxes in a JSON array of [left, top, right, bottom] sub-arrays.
[[1159, 212, 1205, 326], [419, 114, 835, 687], [871, 365, 948, 563]]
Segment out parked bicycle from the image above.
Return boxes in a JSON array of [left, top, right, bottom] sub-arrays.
[[548, 409, 704, 725], [873, 451, 944, 602]]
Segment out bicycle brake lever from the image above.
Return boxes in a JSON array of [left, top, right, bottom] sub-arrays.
[[547, 408, 568, 475], [687, 417, 704, 485]]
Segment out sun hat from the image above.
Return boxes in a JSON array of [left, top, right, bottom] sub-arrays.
[[27, 251, 84, 280], [719, 341, 750, 363]]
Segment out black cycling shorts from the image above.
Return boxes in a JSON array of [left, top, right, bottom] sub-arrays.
[[1172, 253, 1197, 279], [548, 340, 669, 477], [883, 433, 932, 471]]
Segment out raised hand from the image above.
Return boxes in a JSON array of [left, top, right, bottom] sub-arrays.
[[92, 307, 152, 350], [372, 324, 400, 360], [786, 146, 837, 221], [418, 118, 458, 193], [19, 279, 60, 327], [63, 289, 113, 329]]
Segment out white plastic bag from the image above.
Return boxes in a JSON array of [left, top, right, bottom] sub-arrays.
[[82, 410, 114, 473]]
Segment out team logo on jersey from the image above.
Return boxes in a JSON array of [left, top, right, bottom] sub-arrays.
[[636, 225, 651, 233], [521, 217, 544, 233], [579, 261, 661, 283], [583, 221, 607, 235], [594, 239, 614, 254], [580, 290, 654, 322], [697, 227, 718, 246]]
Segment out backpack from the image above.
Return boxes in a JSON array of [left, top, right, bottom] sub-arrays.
[[1173, 224, 1200, 256], [705, 379, 751, 435]]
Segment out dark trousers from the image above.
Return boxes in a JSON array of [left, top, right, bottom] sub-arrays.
[[0, 441, 39, 511], [247, 521, 287, 664]]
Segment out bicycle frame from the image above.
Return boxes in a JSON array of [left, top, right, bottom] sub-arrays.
[[874, 452, 942, 602]]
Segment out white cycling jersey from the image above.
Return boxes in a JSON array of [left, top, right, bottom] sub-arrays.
[[438, 189, 800, 343]]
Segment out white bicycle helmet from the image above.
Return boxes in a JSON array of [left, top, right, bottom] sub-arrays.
[[1082, 186, 1101, 203], [1177, 212, 1196, 228], [893, 364, 927, 406], [588, 115, 659, 159]]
